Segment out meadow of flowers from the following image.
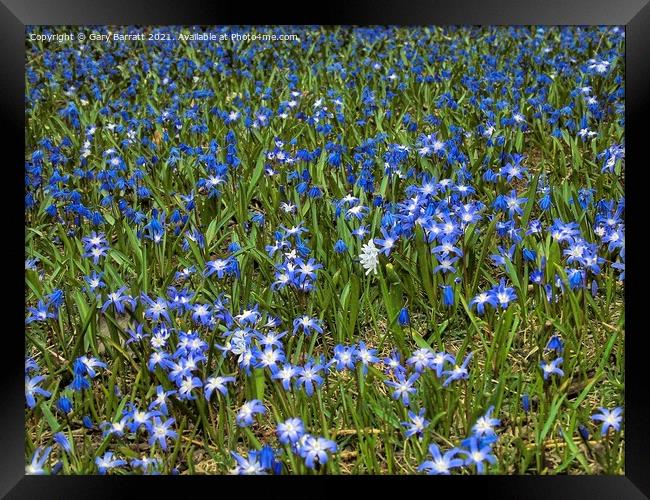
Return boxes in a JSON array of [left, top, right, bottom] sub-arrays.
[[25, 25, 625, 475]]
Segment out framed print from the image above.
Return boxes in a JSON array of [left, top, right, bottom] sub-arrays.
[[3, 0, 649, 497]]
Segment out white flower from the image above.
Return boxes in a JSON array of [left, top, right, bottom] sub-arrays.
[[359, 240, 380, 276]]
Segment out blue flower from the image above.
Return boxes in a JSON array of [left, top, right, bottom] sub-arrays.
[[433, 256, 459, 274], [205, 257, 237, 279], [491, 279, 517, 309], [25, 258, 39, 272], [471, 406, 501, 437], [462, 436, 497, 474], [26, 446, 52, 475], [77, 355, 107, 378], [84, 271, 106, 293], [402, 408, 429, 438], [540, 357, 564, 380], [100, 416, 129, 438], [56, 396, 72, 413], [177, 376, 203, 401], [140, 294, 171, 323], [433, 239, 463, 258], [255, 345, 286, 371], [296, 362, 324, 396], [191, 303, 212, 326], [95, 451, 127, 474], [101, 287, 137, 315], [272, 364, 298, 391], [430, 351, 455, 378], [441, 285, 455, 308], [126, 405, 161, 433], [352, 225, 369, 239], [292, 315, 323, 336], [84, 244, 110, 264], [257, 329, 286, 348], [147, 350, 172, 372], [236, 399, 266, 427], [442, 352, 473, 386], [545, 334, 564, 354], [502, 190, 527, 216], [385, 371, 420, 406], [230, 451, 266, 475], [396, 307, 411, 329], [54, 432, 72, 453], [298, 435, 337, 469], [356, 341, 379, 370], [125, 323, 149, 345], [46, 289, 65, 309], [258, 445, 283, 474], [25, 357, 39, 374], [530, 269, 544, 285], [131, 457, 163, 474], [374, 227, 398, 256], [500, 156, 527, 182], [149, 385, 176, 415], [345, 204, 369, 221], [81, 231, 108, 250], [407, 348, 435, 373], [25, 300, 57, 324], [334, 239, 348, 253], [522, 248, 537, 262], [277, 417, 305, 445], [234, 305, 261, 325], [174, 266, 196, 281], [25, 375, 51, 409], [69, 364, 91, 391], [332, 344, 358, 371], [591, 407, 623, 436], [204, 375, 236, 400], [295, 257, 323, 283], [418, 443, 464, 475], [470, 291, 498, 315], [147, 416, 178, 451]]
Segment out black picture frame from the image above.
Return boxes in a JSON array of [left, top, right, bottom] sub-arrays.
[[4, 1, 648, 498]]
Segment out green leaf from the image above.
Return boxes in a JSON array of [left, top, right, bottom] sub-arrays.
[[540, 394, 566, 443], [559, 423, 591, 472], [39, 402, 60, 433]]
